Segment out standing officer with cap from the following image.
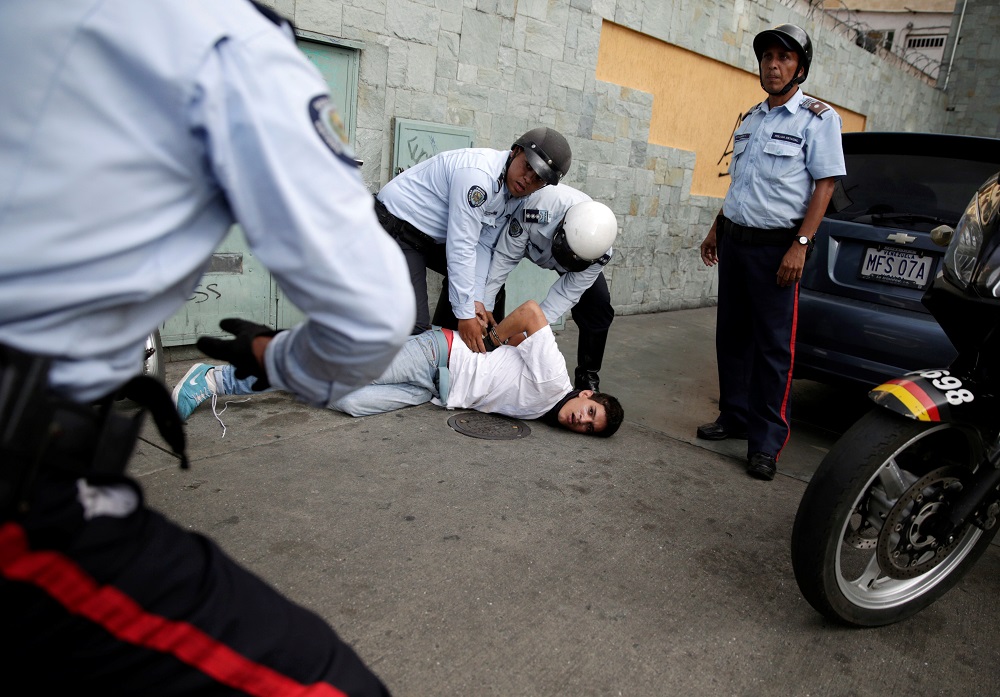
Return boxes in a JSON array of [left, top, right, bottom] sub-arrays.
[[697, 23, 845, 481], [482, 185, 617, 392], [0, 1, 414, 693], [374, 127, 572, 352]]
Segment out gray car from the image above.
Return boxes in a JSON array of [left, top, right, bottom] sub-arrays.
[[794, 132, 1000, 387]]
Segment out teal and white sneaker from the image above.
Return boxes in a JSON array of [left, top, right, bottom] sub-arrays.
[[172, 363, 218, 421]]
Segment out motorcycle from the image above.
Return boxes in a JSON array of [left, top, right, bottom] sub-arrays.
[[791, 171, 1000, 627]]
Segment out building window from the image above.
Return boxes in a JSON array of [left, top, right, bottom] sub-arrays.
[[907, 36, 945, 49]]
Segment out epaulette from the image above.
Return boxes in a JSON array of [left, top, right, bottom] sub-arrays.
[[740, 103, 763, 123], [801, 97, 832, 118]]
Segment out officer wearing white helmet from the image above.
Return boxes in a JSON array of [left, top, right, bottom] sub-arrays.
[[374, 127, 572, 353], [483, 185, 617, 392], [698, 23, 845, 481], [1, 1, 412, 693]]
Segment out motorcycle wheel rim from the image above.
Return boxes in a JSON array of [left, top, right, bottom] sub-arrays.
[[833, 423, 984, 611]]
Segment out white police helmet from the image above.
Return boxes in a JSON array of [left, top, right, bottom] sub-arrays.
[[551, 201, 618, 272]]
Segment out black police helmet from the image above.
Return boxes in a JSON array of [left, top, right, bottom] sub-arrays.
[[753, 23, 812, 83], [513, 127, 572, 186]]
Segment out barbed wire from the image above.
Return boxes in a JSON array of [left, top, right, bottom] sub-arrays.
[[813, 0, 943, 80], [749, 0, 944, 82]]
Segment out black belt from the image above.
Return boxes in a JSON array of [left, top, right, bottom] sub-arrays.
[[719, 216, 800, 246], [373, 195, 440, 251]]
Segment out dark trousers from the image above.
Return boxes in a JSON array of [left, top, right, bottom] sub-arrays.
[[568, 271, 613, 383], [0, 475, 390, 696], [570, 271, 614, 334], [715, 233, 799, 459]]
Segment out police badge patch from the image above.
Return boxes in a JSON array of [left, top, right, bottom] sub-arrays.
[[308, 95, 357, 167], [467, 186, 487, 208], [508, 219, 523, 238]]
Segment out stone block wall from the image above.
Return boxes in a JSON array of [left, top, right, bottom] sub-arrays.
[[265, 0, 961, 315], [942, 0, 1000, 138]]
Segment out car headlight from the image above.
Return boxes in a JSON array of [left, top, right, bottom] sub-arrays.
[[943, 194, 983, 290]]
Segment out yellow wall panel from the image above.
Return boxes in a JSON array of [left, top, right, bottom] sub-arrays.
[[596, 22, 866, 198]]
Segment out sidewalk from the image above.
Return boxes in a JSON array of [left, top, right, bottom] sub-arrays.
[[134, 307, 999, 696]]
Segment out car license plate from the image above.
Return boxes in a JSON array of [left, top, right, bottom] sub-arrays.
[[859, 245, 933, 289]]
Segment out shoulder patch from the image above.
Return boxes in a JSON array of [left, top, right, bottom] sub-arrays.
[[802, 98, 832, 118], [508, 219, 523, 238], [597, 251, 612, 266], [523, 209, 550, 224], [308, 95, 358, 167], [467, 186, 487, 208]]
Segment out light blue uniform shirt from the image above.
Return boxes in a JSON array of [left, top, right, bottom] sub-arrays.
[[377, 149, 525, 320], [484, 185, 613, 325], [723, 89, 846, 230], [0, 0, 414, 403]]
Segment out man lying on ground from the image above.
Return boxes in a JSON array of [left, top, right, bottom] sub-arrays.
[[173, 300, 624, 437]]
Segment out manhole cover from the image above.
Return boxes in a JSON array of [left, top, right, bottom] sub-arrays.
[[447, 412, 531, 440]]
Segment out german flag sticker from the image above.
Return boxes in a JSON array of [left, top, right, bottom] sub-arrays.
[[870, 378, 942, 422]]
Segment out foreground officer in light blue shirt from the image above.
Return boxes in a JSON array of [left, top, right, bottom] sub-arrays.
[[374, 128, 572, 352], [482, 185, 618, 392], [697, 24, 846, 481], [0, 1, 413, 694]]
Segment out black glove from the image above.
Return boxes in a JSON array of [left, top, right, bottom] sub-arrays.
[[196, 318, 280, 391]]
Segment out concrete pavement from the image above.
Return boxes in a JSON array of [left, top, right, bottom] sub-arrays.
[[134, 307, 999, 696]]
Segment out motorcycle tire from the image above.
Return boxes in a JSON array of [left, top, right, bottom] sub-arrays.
[[791, 408, 998, 627]]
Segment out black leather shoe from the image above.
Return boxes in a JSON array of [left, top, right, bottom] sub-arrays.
[[747, 452, 777, 481], [574, 368, 600, 392], [696, 422, 748, 440]]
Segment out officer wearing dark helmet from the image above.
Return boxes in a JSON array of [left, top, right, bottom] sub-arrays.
[[697, 23, 846, 481], [374, 128, 572, 353]]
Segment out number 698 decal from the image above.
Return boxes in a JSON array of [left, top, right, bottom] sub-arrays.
[[918, 369, 975, 406]]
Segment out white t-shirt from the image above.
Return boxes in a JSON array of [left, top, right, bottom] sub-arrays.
[[439, 325, 573, 419]]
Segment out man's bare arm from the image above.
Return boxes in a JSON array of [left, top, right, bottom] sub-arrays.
[[490, 300, 547, 347]]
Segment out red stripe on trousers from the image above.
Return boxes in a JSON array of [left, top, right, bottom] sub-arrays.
[[776, 283, 799, 458], [0, 522, 346, 697]]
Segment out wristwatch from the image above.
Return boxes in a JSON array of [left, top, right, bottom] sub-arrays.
[[795, 235, 813, 247]]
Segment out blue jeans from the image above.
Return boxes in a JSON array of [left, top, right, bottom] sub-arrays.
[[218, 331, 442, 417]]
